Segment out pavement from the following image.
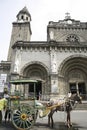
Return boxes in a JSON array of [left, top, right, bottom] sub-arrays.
[[34, 110, 87, 130], [0, 110, 87, 130]]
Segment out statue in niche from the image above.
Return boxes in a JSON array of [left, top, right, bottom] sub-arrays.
[[50, 31, 54, 40], [51, 54, 57, 72], [14, 59, 19, 72], [14, 53, 19, 72], [52, 63, 56, 72]]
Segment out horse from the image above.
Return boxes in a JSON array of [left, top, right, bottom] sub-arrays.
[[47, 93, 82, 128], [0, 98, 7, 123]]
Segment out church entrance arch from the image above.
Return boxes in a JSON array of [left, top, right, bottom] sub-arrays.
[[58, 55, 87, 97], [69, 82, 86, 95], [21, 62, 49, 99]]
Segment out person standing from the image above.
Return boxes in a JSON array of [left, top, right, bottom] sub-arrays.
[[68, 91, 72, 98], [39, 91, 41, 100]]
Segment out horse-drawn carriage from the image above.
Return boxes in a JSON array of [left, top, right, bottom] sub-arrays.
[[0, 79, 57, 129], [0, 79, 82, 129]]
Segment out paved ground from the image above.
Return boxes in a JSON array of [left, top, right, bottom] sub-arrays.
[[0, 110, 87, 130]]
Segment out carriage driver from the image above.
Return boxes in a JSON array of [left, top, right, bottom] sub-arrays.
[[3, 87, 9, 99]]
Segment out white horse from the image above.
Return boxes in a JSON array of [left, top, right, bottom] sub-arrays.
[[47, 93, 82, 128], [36, 93, 82, 128]]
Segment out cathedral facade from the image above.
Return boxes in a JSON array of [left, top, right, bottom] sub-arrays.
[[1, 7, 87, 98]]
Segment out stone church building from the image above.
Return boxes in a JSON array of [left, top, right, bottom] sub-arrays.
[[0, 7, 87, 98]]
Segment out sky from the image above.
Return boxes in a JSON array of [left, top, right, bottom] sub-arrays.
[[0, 0, 87, 62]]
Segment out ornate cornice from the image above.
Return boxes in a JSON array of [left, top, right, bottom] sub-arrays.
[[48, 18, 87, 29], [12, 41, 87, 53]]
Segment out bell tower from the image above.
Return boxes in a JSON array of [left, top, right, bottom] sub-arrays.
[[7, 7, 32, 61]]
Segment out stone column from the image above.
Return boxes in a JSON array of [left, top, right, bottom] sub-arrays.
[[76, 82, 79, 95], [50, 74, 59, 94]]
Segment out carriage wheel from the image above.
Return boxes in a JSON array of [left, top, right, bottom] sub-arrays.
[[11, 104, 36, 130], [0, 111, 2, 123]]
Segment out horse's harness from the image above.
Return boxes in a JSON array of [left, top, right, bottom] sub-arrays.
[[65, 99, 73, 112]]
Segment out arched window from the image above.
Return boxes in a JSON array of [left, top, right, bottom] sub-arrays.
[[26, 17, 28, 21], [21, 15, 24, 20], [66, 34, 79, 42]]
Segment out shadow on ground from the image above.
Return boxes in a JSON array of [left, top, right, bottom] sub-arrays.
[[0, 121, 15, 130], [34, 122, 76, 130], [0, 121, 87, 130], [35, 121, 87, 130], [52, 121, 87, 130]]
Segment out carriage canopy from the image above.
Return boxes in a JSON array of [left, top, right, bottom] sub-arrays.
[[9, 79, 38, 84]]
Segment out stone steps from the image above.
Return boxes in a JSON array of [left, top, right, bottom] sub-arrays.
[[74, 102, 87, 110]]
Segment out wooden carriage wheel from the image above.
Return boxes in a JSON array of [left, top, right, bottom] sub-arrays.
[[11, 103, 36, 130]]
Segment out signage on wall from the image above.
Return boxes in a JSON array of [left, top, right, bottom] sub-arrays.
[[0, 74, 7, 92]]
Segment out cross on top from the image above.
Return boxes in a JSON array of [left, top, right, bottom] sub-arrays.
[[65, 12, 71, 19]]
